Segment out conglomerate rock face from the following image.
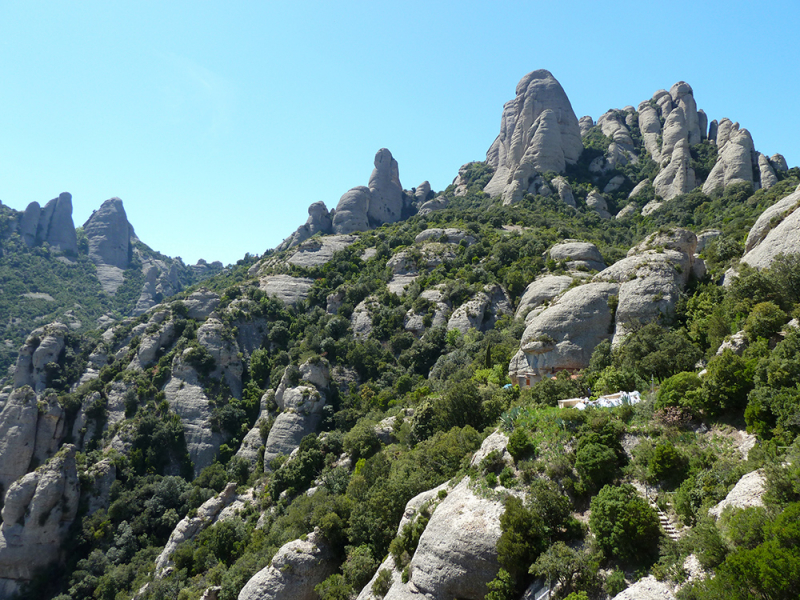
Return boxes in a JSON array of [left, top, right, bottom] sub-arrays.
[[484, 70, 583, 202]]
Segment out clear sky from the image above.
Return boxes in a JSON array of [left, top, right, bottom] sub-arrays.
[[2, 1, 798, 265]]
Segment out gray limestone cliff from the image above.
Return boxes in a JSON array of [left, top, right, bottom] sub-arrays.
[[484, 70, 583, 202], [0, 446, 80, 595]]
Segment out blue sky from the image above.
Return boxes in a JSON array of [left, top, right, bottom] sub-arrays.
[[1, 1, 798, 265]]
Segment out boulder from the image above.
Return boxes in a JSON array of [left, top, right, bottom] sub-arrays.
[[717, 331, 748, 356], [237, 529, 337, 600], [82, 197, 132, 271], [511, 282, 619, 380], [549, 240, 605, 271], [0, 446, 79, 590], [515, 275, 574, 321], [615, 203, 638, 220], [708, 470, 765, 519], [332, 186, 371, 234], [653, 138, 696, 200], [484, 70, 583, 199], [586, 190, 612, 219]]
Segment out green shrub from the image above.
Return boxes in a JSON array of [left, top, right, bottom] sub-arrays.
[[589, 484, 661, 566], [575, 443, 619, 492], [744, 301, 787, 341], [605, 569, 627, 596], [506, 428, 535, 460], [371, 568, 392, 598]]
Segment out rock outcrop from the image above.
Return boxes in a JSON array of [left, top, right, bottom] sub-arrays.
[[287, 235, 357, 268], [611, 575, 675, 600], [447, 285, 512, 334], [83, 197, 133, 270], [155, 483, 239, 577], [18, 193, 78, 254], [237, 529, 336, 600], [595, 229, 697, 344], [0, 446, 79, 594], [375, 478, 505, 600], [703, 128, 756, 194], [708, 470, 765, 518], [653, 138, 696, 200], [163, 356, 225, 474], [12, 322, 69, 394], [133, 258, 181, 315], [586, 190, 612, 219], [484, 70, 582, 200], [258, 274, 314, 307], [263, 359, 330, 467], [510, 282, 618, 381], [549, 240, 605, 271], [515, 275, 574, 322], [740, 185, 800, 269], [277, 201, 334, 251]]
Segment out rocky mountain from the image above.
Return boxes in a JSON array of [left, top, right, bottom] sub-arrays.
[[1, 69, 799, 600], [0, 195, 225, 380]]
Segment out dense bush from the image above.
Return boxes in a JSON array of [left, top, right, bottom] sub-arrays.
[[589, 484, 661, 565]]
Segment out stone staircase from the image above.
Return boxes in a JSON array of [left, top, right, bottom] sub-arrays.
[[655, 504, 681, 541]]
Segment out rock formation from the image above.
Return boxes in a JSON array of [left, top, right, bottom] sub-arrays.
[[549, 240, 605, 271], [447, 285, 512, 334], [83, 197, 133, 270], [0, 446, 80, 595], [740, 184, 800, 269], [595, 229, 697, 344], [277, 201, 334, 251], [263, 359, 330, 467], [484, 70, 583, 200], [12, 323, 69, 394], [237, 529, 337, 600], [18, 193, 78, 254], [155, 483, 239, 577], [331, 187, 372, 234], [653, 138, 696, 200], [703, 128, 756, 194], [509, 282, 619, 382], [328, 149, 413, 235], [515, 275, 574, 322]]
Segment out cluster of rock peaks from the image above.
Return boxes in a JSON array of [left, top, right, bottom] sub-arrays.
[[278, 148, 433, 250], [477, 70, 787, 214]]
